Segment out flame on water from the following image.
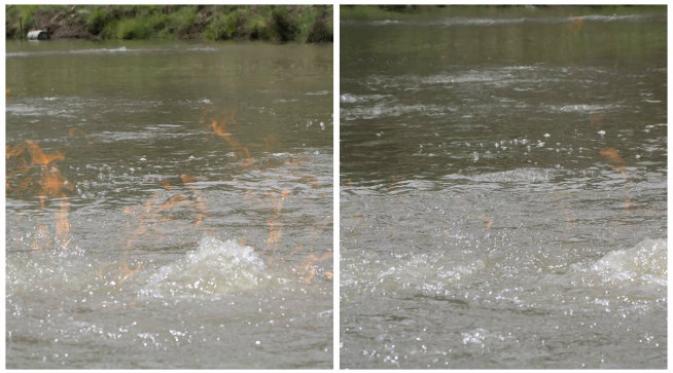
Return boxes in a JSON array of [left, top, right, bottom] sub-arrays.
[[482, 215, 493, 231], [26, 140, 65, 166], [180, 174, 208, 225], [600, 147, 626, 173], [210, 114, 254, 167], [599, 147, 635, 209], [119, 174, 211, 284], [206, 110, 332, 284], [7, 140, 73, 250], [54, 199, 71, 250], [297, 251, 333, 284], [124, 174, 210, 253], [266, 189, 290, 254], [8, 110, 332, 287]]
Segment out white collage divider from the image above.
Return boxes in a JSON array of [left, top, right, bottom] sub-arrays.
[[1, 1, 672, 371]]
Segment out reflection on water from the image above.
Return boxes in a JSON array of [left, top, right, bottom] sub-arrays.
[[341, 6, 666, 368], [7, 40, 332, 368]]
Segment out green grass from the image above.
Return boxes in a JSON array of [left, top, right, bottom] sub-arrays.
[[6, 5, 332, 43]]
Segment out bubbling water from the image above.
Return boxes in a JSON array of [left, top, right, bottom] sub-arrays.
[[140, 236, 272, 299]]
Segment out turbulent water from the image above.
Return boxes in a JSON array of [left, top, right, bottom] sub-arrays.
[[341, 7, 666, 368], [6, 40, 333, 368]]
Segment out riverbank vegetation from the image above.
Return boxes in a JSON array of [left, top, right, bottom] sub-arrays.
[[6, 5, 332, 43], [341, 5, 665, 21]]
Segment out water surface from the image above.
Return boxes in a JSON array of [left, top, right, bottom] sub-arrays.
[[7, 40, 333, 368], [341, 6, 666, 368]]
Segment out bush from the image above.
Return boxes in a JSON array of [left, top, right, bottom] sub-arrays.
[[6, 5, 333, 43], [116, 17, 151, 39], [86, 7, 109, 35], [306, 16, 332, 43], [270, 7, 298, 42], [245, 14, 270, 40], [204, 11, 243, 40], [167, 6, 197, 37]]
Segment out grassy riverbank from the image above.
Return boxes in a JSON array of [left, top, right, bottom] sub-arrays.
[[6, 5, 332, 43], [341, 5, 665, 21]]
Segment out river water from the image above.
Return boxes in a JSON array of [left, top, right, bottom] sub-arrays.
[[6, 40, 333, 368], [341, 6, 666, 368]]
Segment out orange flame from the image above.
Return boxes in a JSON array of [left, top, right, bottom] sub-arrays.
[[600, 147, 635, 209], [600, 147, 626, 173], [158, 194, 188, 211], [7, 140, 73, 251], [482, 215, 493, 231], [211, 117, 253, 166], [31, 224, 51, 251], [299, 251, 333, 284], [40, 167, 72, 198], [6, 143, 26, 159], [26, 140, 65, 166], [54, 199, 71, 249], [266, 189, 290, 250], [180, 174, 208, 225]]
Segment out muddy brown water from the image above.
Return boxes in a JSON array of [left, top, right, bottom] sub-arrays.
[[341, 6, 666, 369], [7, 40, 333, 368]]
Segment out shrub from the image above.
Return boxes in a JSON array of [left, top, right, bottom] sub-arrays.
[[86, 7, 109, 35], [167, 6, 197, 37], [116, 17, 152, 39], [306, 16, 332, 43], [245, 14, 270, 40], [270, 7, 298, 42], [204, 11, 243, 40]]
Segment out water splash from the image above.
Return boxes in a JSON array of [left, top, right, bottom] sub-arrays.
[[140, 236, 269, 299], [568, 238, 666, 289]]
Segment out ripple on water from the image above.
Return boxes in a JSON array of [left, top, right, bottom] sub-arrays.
[[344, 238, 666, 312]]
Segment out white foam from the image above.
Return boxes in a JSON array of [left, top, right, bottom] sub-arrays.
[[140, 236, 269, 299], [578, 238, 666, 288]]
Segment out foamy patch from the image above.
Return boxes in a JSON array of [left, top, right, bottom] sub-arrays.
[[344, 251, 485, 298], [7, 46, 217, 59], [420, 70, 515, 85], [545, 104, 620, 113], [469, 168, 557, 184], [342, 103, 455, 121], [140, 236, 269, 299], [352, 13, 658, 28], [574, 238, 666, 288], [340, 93, 389, 104]]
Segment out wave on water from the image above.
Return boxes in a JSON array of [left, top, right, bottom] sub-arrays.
[[342, 102, 456, 121], [140, 236, 270, 299], [340, 93, 390, 104], [344, 237, 666, 310], [350, 13, 660, 28], [342, 248, 487, 301], [7, 46, 217, 59], [545, 103, 621, 114], [438, 168, 559, 188], [7, 47, 128, 58], [567, 238, 666, 289]]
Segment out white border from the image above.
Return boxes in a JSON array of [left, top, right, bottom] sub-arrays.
[[3, 1, 671, 372], [332, 4, 341, 370], [1, 4, 5, 372]]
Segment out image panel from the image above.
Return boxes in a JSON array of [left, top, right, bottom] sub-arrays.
[[340, 5, 666, 369], [6, 5, 333, 369]]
